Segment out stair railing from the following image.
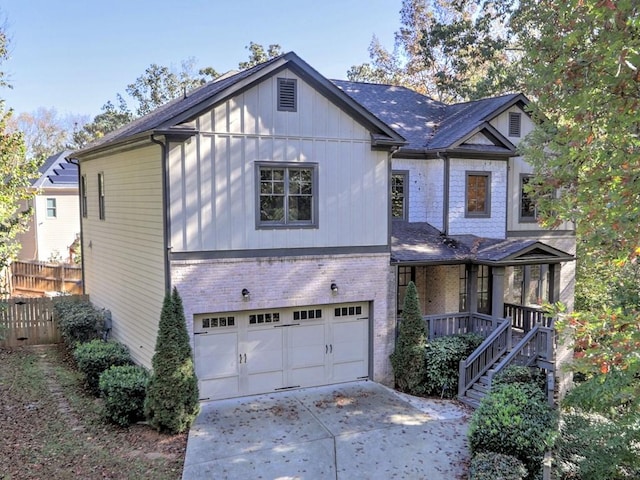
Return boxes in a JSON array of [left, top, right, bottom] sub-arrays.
[[458, 318, 512, 400], [488, 325, 556, 405]]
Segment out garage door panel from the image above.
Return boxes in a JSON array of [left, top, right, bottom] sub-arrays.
[[290, 365, 325, 388], [194, 332, 239, 379], [200, 376, 240, 400], [246, 328, 283, 375], [332, 320, 367, 363], [245, 370, 286, 395], [289, 324, 325, 368]]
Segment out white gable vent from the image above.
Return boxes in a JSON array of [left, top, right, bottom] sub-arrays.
[[277, 78, 297, 112], [509, 112, 521, 137]]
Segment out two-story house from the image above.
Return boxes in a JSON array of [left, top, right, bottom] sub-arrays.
[[72, 52, 575, 402]]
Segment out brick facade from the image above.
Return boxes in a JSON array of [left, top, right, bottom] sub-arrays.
[[171, 252, 396, 385]]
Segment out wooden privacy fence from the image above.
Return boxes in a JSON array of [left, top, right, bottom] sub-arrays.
[[0, 295, 89, 347], [11, 260, 83, 296]]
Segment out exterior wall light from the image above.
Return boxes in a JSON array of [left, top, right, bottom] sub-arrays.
[[330, 283, 338, 294], [242, 288, 250, 299]]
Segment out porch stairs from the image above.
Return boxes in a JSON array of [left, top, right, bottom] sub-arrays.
[[457, 322, 555, 409]]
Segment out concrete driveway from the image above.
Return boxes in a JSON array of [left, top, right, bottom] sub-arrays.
[[182, 381, 470, 479]]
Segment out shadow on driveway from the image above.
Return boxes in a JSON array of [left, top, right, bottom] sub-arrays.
[[182, 381, 471, 479]]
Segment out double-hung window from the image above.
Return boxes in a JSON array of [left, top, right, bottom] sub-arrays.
[[98, 172, 105, 220], [46, 198, 57, 218], [257, 163, 317, 228], [520, 174, 538, 222], [391, 171, 408, 220], [466, 172, 491, 217], [80, 175, 88, 218]]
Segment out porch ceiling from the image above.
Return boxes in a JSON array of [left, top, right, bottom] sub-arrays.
[[391, 222, 574, 266]]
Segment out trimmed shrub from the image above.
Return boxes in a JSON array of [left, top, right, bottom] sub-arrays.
[[390, 281, 428, 395], [54, 298, 104, 348], [492, 365, 547, 395], [468, 382, 557, 478], [469, 452, 527, 480], [423, 333, 483, 398], [73, 340, 131, 394], [144, 288, 199, 434], [99, 365, 150, 427]]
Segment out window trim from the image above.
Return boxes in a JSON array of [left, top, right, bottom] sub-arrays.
[[519, 174, 538, 223], [80, 174, 88, 218], [46, 198, 57, 218], [465, 171, 491, 218], [391, 170, 409, 221], [508, 112, 522, 137], [255, 162, 318, 229], [98, 172, 105, 220]]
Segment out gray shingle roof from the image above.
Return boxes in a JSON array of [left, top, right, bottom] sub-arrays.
[[333, 81, 527, 153], [331, 80, 445, 149], [391, 222, 573, 265]]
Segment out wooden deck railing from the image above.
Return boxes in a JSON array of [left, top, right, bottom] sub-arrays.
[[488, 325, 556, 405], [423, 312, 500, 340], [458, 318, 512, 400], [11, 260, 82, 295], [504, 303, 554, 332]]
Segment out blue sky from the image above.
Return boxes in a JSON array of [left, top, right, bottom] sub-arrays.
[[1, 0, 401, 118]]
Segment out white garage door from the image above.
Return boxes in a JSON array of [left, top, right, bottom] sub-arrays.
[[194, 303, 369, 401]]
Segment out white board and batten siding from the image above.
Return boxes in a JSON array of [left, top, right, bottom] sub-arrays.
[[168, 69, 389, 253], [81, 145, 165, 368]]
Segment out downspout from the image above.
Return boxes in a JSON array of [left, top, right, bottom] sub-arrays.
[[150, 135, 171, 293], [438, 152, 450, 235], [67, 158, 84, 294]]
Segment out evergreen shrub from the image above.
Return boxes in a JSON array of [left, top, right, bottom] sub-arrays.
[[423, 333, 483, 398], [144, 288, 199, 434], [469, 452, 527, 480], [55, 298, 104, 348], [390, 281, 428, 395], [468, 382, 557, 478], [99, 365, 150, 426], [73, 339, 131, 394], [492, 365, 547, 395]]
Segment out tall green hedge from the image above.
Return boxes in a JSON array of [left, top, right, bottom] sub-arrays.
[[144, 287, 199, 434], [390, 281, 427, 395]]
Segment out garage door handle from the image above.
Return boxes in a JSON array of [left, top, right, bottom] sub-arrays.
[[330, 344, 333, 353], [239, 354, 242, 364], [239, 353, 247, 364], [325, 345, 328, 354]]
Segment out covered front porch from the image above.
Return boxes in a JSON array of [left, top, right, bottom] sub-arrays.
[[391, 222, 574, 406]]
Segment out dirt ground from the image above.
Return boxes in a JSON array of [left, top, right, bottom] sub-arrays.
[[0, 344, 187, 480]]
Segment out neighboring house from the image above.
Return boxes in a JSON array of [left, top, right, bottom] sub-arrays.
[[71, 52, 575, 403], [17, 150, 81, 263]]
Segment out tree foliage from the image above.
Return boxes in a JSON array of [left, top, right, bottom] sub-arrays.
[[144, 287, 199, 434], [348, 0, 520, 101], [390, 281, 428, 394], [238, 42, 283, 70], [516, 0, 640, 376]]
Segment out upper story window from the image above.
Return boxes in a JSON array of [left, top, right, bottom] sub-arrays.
[[466, 172, 491, 217], [509, 112, 522, 137], [391, 171, 408, 220], [80, 175, 87, 218], [46, 198, 57, 218], [98, 172, 105, 220], [257, 163, 317, 228], [520, 174, 538, 222], [277, 78, 297, 112]]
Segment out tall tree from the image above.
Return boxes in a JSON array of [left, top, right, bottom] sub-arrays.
[[516, 0, 640, 375], [238, 42, 283, 70], [348, 0, 519, 101]]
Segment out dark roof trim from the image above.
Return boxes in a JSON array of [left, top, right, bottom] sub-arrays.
[[481, 93, 531, 121], [163, 52, 406, 148]]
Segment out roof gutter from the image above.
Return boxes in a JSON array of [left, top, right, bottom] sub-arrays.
[[149, 134, 172, 293], [438, 151, 450, 235]]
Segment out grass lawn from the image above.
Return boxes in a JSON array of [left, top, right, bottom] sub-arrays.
[[0, 344, 187, 480]]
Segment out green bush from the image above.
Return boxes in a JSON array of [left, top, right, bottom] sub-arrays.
[[144, 288, 199, 434], [390, 282, 428, 395], [99, 365, 150, 427], [492, 365, 547, 394], [73, 340, 131, 394], [469, 452, 527, 480], [468, 382, 557, 478], [423, 333, 483, 398], [54, 298, 104, 348]]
